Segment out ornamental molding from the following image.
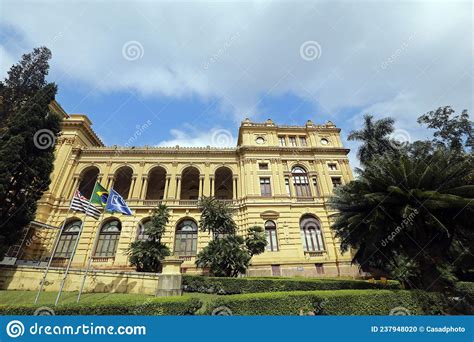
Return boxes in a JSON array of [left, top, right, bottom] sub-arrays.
[[260, 210, 280, 220]]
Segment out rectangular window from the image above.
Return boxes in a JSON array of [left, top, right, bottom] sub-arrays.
[[328, 163, 338, 171], [260, 177, 272, 197], [285, 178, 291, 196], [289, 136, 297, 146], [258, 163, 269, 170], [331, 177, 342, 189], [299, 136, 307, 146], [278, 136, 286, 146], [315, 263, 325, 275]]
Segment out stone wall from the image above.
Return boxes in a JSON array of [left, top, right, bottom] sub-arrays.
[[0, 266, 160, 295]]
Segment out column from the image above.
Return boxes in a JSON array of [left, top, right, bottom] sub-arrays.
[[199, 175, 205, 198], [129, 174, 137, 199], [107, 175, 115, 189], [277, 160, 286, 195], [270, 160, 281, 196], [163, 176, 171, 200], [232, 176, 238, 200], [209, 176, 214, 197], [140, 176, 148, 199], [176, 176, 182, 200], [132, 164, 145, 199], [203, 163, 211, 196]]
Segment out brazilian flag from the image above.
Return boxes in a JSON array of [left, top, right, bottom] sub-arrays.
[[90, 182, 109, 207]]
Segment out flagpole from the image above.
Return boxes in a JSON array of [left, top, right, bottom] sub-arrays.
[[35, 190, 76, 304], [77, 210, 105, 302], [77, 184, 110, 302], [54, 187, 95, 306]]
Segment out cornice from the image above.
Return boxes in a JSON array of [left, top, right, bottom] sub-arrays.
[[61, 120, 104, 146], [237, 146, 350, 155], [75, 146, 239, 156]]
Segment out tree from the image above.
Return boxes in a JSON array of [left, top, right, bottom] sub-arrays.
[[245, 226, 267, 257], [417, 106, 473, 153], [0, 47, 61, 259], [127, 204, 171, 272], [196, 235, 251, 277], [195, 197, 266, 277], [348, 114, 396, 166], [198, 196, 236, 236], [330, 148, 474, 291], [0, 47, 52, 131]]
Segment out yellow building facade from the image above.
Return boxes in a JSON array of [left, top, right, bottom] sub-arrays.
[[12, 104, 359, 278]]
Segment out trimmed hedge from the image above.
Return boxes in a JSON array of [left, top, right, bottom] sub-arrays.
[[183, 275, 400, 294], [0, 297, 202, 315], [204, 289, 448, 315]]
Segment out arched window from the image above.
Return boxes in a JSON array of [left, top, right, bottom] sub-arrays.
[[292, 166, 311, 197], [300, 215, 325, 252], [180, 167, 200, 200], [55, 220, 82, 258], [114, 166, 133, 199], [214, 167, 233, 199], [78, 167, 99, 199], [265, 220, 278, 252], [94, 220, 122, 257], [174, 219, 198, 256], [146, 167, 167, 200], [137, 219, 152, 241]]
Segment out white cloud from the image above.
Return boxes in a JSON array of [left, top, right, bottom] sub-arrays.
[[1, 0, 472, 161], [156, 125, 236, 148]]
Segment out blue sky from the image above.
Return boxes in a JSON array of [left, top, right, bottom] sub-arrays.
[[1, 1, 472, 168]]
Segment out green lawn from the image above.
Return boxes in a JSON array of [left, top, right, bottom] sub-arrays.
[[0, 290, 217, 307]]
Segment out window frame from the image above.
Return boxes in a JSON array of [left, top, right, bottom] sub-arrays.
[[94, 220, 122, 258], [289, 136, 297, 147], [264, 220, 279, 252], [292, 166, 312, 197], [174, 219, 198, 256], [259, 177, 272, 197], [55, 220, 82, 258], [300, 216, 325, 252], [331, 177, 342, 189]]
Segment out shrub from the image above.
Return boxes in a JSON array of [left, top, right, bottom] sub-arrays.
[[453, 282, 474, 314], [0, 297, 202, 315], [204, 289, 448, 315], [183, 275, 400, 294]]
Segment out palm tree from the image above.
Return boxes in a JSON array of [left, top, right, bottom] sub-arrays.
[[348, 114, 395, 165], [330, 148, 474, 291], [127, 204, 170, 272]]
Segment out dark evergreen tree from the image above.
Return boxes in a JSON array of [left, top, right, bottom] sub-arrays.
[[127, 204, 171, 272], [0, 47, 61, 259], [0, 47, 52, 131]]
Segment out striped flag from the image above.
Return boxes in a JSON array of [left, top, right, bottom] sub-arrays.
[[71, 190, 102, 219]]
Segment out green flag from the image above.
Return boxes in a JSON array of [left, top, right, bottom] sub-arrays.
[[90, 182, 109, 206]]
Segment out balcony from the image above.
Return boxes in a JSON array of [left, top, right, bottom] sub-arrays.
[[304, 251, 325, 257], [296, 196, 314, 202], [178, 200, 199, 206]]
